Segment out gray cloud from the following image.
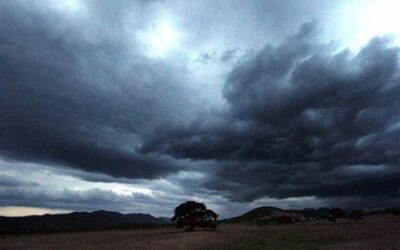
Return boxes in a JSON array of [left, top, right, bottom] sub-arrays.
[[141, 23, 400, 204], [0, 1, 196, 179], [0, 175, 37, 188], [0, 186, 142, 213], [221, 49, 239, 62], [1, 0, 400, 215]]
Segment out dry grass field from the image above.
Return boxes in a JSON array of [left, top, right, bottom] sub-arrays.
[[1, 215, 399, 250]]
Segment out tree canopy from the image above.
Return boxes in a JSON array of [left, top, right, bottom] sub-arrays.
[[172, 201, 218, 230]]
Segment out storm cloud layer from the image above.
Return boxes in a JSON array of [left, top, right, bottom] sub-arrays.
[[0, 0, 195, 179], [1, 0, 400, 216], [141, 23, 400, 204]]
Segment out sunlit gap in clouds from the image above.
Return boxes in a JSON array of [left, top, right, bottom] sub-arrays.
[[51, 0, 86, 14], [0, 206, 70, 217], [334, 0, 400, 50], [136, 18, 184, 58]]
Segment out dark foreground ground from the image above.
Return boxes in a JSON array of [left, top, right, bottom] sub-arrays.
[[1, 215, 399, 250]]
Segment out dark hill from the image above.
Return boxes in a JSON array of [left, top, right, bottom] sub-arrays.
[[225, 206, 341, 223], [0, 210, 171, 234], [225, 206, 283, 223], [300, 207, 333, 217]]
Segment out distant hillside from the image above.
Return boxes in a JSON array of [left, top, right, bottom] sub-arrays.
[[225, 206, 283, 223], [0, 210, 171, 234], [299, 207, 333, 217], [158, 217, 173, 224], [224, 206, 337, 223]]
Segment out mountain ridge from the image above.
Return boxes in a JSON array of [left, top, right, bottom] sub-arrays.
[[0, 210, 171, 234]]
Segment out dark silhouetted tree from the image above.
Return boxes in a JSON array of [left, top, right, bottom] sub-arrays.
[[331, 208, 346, 218], [349, 210, 363, 222], [172, 201, 218, 231], [329, 208, 346, 222]]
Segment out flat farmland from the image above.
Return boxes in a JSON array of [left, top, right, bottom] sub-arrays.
[[1, 215, 399, 250]]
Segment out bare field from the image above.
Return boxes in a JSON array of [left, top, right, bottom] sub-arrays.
[[1, 215, 399, 250]]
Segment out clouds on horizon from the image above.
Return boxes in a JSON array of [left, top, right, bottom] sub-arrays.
[[1, 0, 400, 216]]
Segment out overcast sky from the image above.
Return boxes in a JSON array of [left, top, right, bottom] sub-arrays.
[[1, 0, 400, 218]]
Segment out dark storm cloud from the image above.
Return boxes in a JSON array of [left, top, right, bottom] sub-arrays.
[[195, 49, 239, 64], [221, 49, 239, 62], [0, 1, 193, 179], [195, 51, 217, 63], [0, 175, 37, 188], [2, 0, 400, 214], [0, 164, 216, 215], [141, 22, 400, 203], [0, 186, 140, 212]]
